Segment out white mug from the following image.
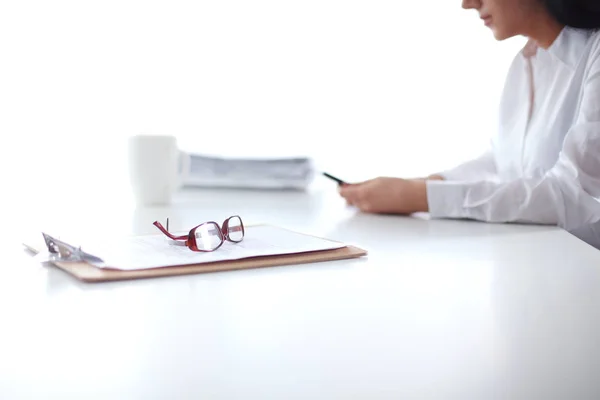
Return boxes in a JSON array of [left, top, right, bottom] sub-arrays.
[[128, 134, 190, 205]]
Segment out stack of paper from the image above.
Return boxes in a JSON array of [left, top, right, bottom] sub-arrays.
[[183, 153, 315, 190]]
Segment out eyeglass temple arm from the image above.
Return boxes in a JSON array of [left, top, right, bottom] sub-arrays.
[[153, 221, 188, 240]]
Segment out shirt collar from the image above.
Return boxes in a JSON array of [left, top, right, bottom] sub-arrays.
[[522, 27, 593, 69]]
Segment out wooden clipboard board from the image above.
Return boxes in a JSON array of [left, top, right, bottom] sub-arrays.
[[23, 234, 367, 283]]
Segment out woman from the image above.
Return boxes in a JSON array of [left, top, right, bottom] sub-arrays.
[[339, 0, 600, 249]]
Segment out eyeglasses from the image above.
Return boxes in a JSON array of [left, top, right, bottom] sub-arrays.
[[153, 215, 245, 252]]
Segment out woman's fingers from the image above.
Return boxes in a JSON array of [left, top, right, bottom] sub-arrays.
[[339, 183, 372, 210], [338, 177, 423, 214], [339, 184, 361, 200]]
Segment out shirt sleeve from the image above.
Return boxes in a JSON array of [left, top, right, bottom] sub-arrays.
[[427, 56, 600, 231], [437, 149, 497, 182]]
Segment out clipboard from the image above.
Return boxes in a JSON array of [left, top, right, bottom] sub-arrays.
[[23, 229, 367, 283]]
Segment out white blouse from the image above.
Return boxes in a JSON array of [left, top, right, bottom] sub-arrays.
[[426, 27, 600, 249]]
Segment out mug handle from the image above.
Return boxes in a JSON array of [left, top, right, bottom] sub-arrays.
[[178, 151, 192, 188]]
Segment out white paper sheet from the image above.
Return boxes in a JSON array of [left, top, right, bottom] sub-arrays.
[[78, 225, 345, 271]]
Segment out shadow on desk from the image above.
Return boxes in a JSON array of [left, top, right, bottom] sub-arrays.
[[326, 212, 555, 243]]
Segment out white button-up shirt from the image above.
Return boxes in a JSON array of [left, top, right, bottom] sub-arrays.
[[427, 27, 600, 249]]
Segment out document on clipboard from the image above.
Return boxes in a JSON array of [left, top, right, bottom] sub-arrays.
[[32, 225, 348, 271]]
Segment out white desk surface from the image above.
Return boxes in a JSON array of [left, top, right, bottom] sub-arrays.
[[3, 182, 600, 399]]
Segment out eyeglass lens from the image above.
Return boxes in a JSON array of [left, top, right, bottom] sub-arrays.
[[226, 216, 244, 242], [194, 223, 224, 251]]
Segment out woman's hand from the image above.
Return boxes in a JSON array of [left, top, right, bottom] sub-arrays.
[[338, 177, 429, 214]]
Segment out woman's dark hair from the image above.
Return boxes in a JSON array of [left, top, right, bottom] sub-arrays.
[[544, 0, 600, 29]]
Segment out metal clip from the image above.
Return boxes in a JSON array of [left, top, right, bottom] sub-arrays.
[[37, 232, 105, 267], [42, 233, 85, 262]]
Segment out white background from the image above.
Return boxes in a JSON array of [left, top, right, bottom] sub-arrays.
[[0, 0, 524, 215]]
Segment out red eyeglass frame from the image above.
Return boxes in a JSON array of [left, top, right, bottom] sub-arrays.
[[153, 215, 245, 252]]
